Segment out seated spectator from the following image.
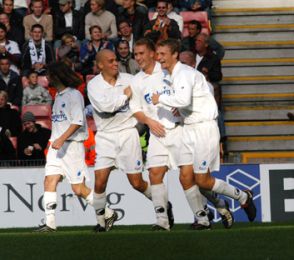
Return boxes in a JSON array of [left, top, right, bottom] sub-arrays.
[[176, 0, 211, 12], [0, 90, 22, 137], [82, 0, 120, 17], [118, 0, 150, 41], [21, 24, 55, 77], [85, 0, 117, 40], [0, 126, 16, 161], [117, 20, 135, 53], [22, 70, 52, 105], [53, 0, 85, 46], [57, 34, 81, 71], [145, 0, 181, 43], [0, 22, 21, 74], [116, 39, 139, 74], [151, 0, 183, 33], [1, 0, 24, 31], [23, 0, 53, 42], [0, 57, 23, 107], [0, 12, 25, 49], [17, 111, 51, 162], [80, 25, 114, 76]]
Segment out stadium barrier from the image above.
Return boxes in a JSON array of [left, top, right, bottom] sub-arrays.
[[0, 164, 293, 228]]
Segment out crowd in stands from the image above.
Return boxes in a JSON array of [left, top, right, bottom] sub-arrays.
[[0, 0, 225, 165]]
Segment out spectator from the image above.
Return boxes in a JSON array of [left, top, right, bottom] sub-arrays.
[[17, 111, 51, 162], [117, 20, 135, 52], [145, 0, 181, 43], [0, 57, 23, 107], [1, 0, 24, 30], [21, 24, 55, 77], [13, 0, 28, 18], [23, 0, 53, 42], [80, 25, 114, 76], [116, 39, 139, 74], [0, 12, 25, 48], [151, 0, 183, 33], [0, 22, 21, 74], [181, 19, 225, 60], [0, 90, 22, 137], [85, 0, 117, 40], [53, 0, 85, 46], [118, 0, 150, 41], [0, 126, 16, 161], [82, 0, 120, 16], [195, 33, 222, 84], [22, 70, 52, 105], [176, 0, 211, 11], [57, 33, 81, 71]]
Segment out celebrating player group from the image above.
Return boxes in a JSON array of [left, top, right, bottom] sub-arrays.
[[35, 38, 256, 232]]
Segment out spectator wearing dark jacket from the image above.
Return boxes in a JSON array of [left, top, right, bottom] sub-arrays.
[[118, 0, 150, 42], [0, 57, 23, 107], [53, 0, 85, 42], [17, 111, 51, 162], [0, 90, 22, 136]]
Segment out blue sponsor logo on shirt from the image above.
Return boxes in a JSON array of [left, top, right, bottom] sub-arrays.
[[52, 110, 68, 122]]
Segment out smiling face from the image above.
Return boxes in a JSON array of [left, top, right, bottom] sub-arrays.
[[97, 50, 119, 78], [134, 44, 155, 73], [156, 45, 178, 73], [117, 41, 130, 58]]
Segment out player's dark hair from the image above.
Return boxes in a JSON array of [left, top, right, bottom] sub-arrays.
[[134, 38, 156, 52], [47, 61, 82, 88], [157, 38, 180, 55]]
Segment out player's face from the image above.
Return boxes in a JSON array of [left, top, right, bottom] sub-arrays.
[[134, 44, 155, 72], [99, 52, 119, 78], [156, 45, 177, 72]]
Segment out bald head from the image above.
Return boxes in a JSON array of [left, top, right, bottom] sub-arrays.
[[96, 49, 118, 78], [179, 51, 196, 68]]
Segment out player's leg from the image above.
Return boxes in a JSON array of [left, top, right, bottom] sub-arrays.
[[149, 166, 171, 230], [92, 167, 112, 232], [34, 174, 61, 232], [127, 173, 152, 199], [179, 165, 210, 230]]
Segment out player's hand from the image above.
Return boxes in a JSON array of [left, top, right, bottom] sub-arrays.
[[171, 108, 180, 117], [147, 118, 165, 137], [151, 93, 160, 105], [51, 138, 65, 150], [124, 86, 132, 99]]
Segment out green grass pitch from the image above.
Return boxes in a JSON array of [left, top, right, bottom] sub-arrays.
[[0, 222, 293, 259]]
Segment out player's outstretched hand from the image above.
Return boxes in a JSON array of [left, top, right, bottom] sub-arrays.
[[151, 93, 160, 105], [147, 118, 165, 137], [124, 86, 132, 99], [52, 138, 65, 150]]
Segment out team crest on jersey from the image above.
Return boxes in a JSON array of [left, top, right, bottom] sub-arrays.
[[199, 160, 207, 171], [135, 160, 142, 170], [61, 102, 66, 108]]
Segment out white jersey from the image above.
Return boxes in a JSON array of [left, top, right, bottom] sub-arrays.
[[159, 61, 218, 124], [50, 87, 88, 141], [87, 72, 137, 132], [130, 62, 180, 129]]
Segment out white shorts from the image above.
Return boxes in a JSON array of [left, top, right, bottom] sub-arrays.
[[183, 120, 220, 173], [45, 141, 89, 184], [94, 128, 143, 174], [147, 125, 192, 170]]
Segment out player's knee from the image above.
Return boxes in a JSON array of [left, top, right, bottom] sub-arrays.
[[94, 181, 107, 193], [195, 175, 211, 189], [130, 179, 143, 192], [72, 186, 82, 196]]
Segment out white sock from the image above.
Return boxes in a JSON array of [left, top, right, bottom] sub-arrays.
[[44, 191, 57, 229], [85, 189, 94, 205], [201, 189, 225, 208], [151, 183, 169, 229], [184, 185, 209, 225], [93, 192, 106, 227], [143, 182, 152, 200], [212, 179, 247, 205]]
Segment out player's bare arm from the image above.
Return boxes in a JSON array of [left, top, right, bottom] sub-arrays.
[[52, 124, 81, 150]]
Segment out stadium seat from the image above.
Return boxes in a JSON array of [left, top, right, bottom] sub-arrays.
[[180, 11, 211, 37], [22, 104, 52, 119], [36, 119, 52, 129]]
